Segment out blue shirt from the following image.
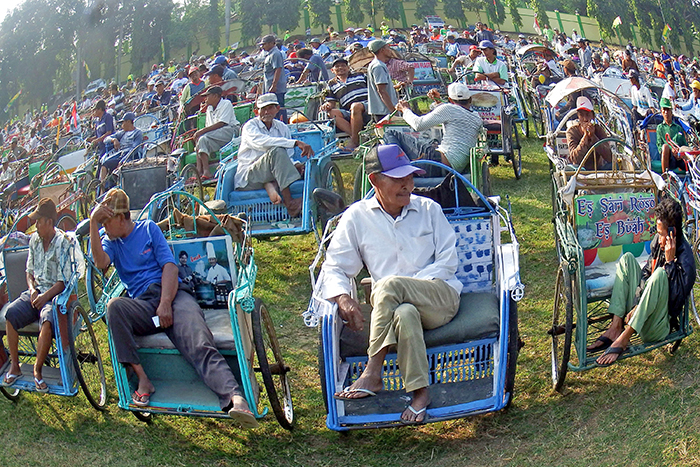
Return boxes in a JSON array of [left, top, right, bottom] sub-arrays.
[[102, 220, 177, 298], [263, 46, 287, 93], [108, 128, 143, 155], [305, 54, 330, 81], [445, 42, 460, 57], [95, 112, 114, 155], [149, 91, 171, 108]]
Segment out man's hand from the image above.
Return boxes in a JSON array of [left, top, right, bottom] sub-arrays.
[[112, 139, 120, 150], [31, 291, 49, 311], [295, 140, 315, 157], [427, 89, 441, 101], [156, 301, 174, 328], [295, 162, 305, 176], [395, 100, 409, 113], [335, 294, 364, 331], [625, 306, 636, 324], [320, 102, 333, 112], [665, 228, 677, 263], [194, 129, 204, 141], [90, 202, 114, 224], [30, 288, 39, 306]]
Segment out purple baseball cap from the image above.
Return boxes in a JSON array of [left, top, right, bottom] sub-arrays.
[[364, 144, 425, 178]]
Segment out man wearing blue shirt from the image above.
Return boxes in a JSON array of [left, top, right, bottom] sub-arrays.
[[100, 112, 143, 182], [89, 188, 258, 428], [88, 100, 113, 156]]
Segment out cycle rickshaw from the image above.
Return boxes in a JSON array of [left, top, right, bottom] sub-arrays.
[[214, 120, 344, 239], [99, 190, 294, 428], [545, 82, 696, 390], [0, 210, 107, 410], [305, 160, 524, 430]]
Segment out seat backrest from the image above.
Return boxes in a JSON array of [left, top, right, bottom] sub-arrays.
[[574, 192, 656, 268], [452, 217, 493, 293], [4, 248, 29, 301], [121, 165, 168, 211]]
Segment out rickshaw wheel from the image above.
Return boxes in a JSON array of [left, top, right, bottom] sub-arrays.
[[57, 213, 77, 232], [69, 301, 107, 411], [352, 164, 365, 202], [504, 298, 519, 408], [551, 264, 573, 393], [511, 124, 522, 180], [81, 178, 100, 221], [180, 163, 204, 202], [0, 386, 21, 401], [86, 259, 107, 320], [480, 160, 491, 197], [322, 162, 345, 202], [132, 411, 153, 423], [252, 298, 295, 430]]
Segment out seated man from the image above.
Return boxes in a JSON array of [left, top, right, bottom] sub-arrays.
[[235, 93, 315, 217], [566, 96, 613, 170], [2, 199, 72, 392], [589, 197, 695, 365], [148, 81, 171, 109], [472, 40, 508, 86], [449, 45, 480, 78], [101, 112, 143, 182], [90, 188, 258, 428], [87, 100, 114, 158], [629, 70, 656, 121], [322, 144, 462, 423], [385, 82, 484, 173], [194, 86, 240, 180], [320, 58, 370, 150], [658, 97, 691, 173]]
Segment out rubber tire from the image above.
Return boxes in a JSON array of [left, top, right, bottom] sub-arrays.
[[69, 301, 107, 411], [551, 264, 573, 393], [57, 213, 78, 233], [133, 411, 153, 423], [511, 123, 522, 180], [252, 298, 295, 430], [480, 160, 491, 197], [504, 298, 519, 408], [322, 161, 345, 202], [180, 163, 204, 202], [352, 163, 364, 202], [0, 386, 20, 401]]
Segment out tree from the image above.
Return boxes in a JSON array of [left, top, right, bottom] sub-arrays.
[[442, 0, 465, 24], [415, 0, 436, 20], [238, 0, 263, 41], [383, 0, 401, 22], [345, 0, 364, 26], [207, 0, 222, 52], [307, 0, 333, 28], [504, 0, 523, 30]]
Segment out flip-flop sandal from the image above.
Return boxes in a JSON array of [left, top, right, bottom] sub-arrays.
[[227, 407, 260, 429], [2, 372, 22, 386], [401, 404, 429, 424], [333, 386, 378, 401], [597, 346, 625, 367], [34, 377, 49, 393], [587, 335, 613, 353], [132, 389, 154, 407]]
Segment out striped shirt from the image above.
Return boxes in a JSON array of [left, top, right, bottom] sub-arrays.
[[401, 103, 484, 172], [326, 73, 368, 110]]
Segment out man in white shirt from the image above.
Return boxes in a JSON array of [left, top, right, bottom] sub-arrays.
[[194, 86, 240, 180], [449, 45, 480, 78], [473, 40, 508, 86], [322, 144, 461, 423], [205, 243, 231, 284], [235, 93, 315, 217], [629, 70, 656, 121], [661, 75, 678, 107]]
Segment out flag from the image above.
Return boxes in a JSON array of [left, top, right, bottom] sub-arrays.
[[3, 89, 21, 113], [662, 24, 671, 42], [83, 61, 91, 79], [533, 13, 541, 35], [161, 36, 166, 63], [612, 16, 622, 28]]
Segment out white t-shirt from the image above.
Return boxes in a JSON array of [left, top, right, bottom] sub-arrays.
[[205, 98, 239, 127]]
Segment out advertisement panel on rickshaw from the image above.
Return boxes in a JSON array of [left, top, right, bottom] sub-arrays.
[[470, 90, 502, 122]]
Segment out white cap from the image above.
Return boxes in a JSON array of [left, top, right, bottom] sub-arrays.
[[256, 93, 280, 108], [447, 82, 472, 100], [206, 242, 216, 259], [576, 96, 594, 112]]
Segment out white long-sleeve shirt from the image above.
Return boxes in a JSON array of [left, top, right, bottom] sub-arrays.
[[320, 195, 462, 300], [630, 84, 655, 114], [235, 117, 296, 188], [401, 103, 483, 173]]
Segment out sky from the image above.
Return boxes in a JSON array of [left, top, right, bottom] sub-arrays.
[[0, 0, 15, 22]]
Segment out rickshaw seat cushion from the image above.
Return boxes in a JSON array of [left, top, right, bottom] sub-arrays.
[[339, 292, 500, 358], [133, 308, 237, 351], [584, 252, 650, 300], [229, 180, 304, 204]]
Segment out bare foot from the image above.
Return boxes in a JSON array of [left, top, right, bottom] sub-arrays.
[[136, 380, 156, 397], [401, 387, 430, 423], [264, 182, 283, 205], [285, 197, 303, 217], [334, 374, 384, 400], [228, 394, 259, 428], [231, 394, 253, 414]]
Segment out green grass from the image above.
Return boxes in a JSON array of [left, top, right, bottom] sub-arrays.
[[4, 134, 700, 466]]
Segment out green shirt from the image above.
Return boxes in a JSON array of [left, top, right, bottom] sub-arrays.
[[656, 121, 687, 156], [543, 29, 555, 42]]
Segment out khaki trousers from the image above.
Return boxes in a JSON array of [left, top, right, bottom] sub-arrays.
[[238, 147, 301, 191], [369, 276, 460, 393]]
